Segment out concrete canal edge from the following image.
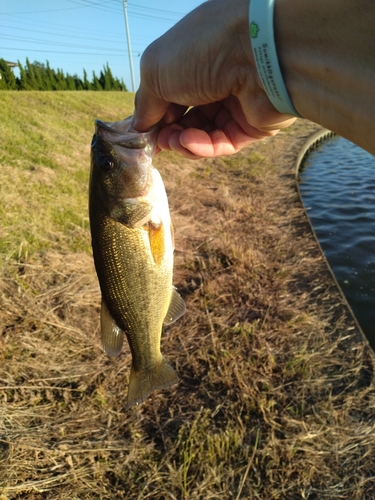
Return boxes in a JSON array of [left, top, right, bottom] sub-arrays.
[[294, 128, 369, 347]]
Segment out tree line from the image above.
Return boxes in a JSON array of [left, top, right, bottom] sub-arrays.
[[0, 58, 127, 91]]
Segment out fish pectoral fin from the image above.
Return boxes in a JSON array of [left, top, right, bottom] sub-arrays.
[[126, 357, 179, 409], [100, 299, 125, 357], [148, 220, 165, 266], [163, 287, 186, 325]]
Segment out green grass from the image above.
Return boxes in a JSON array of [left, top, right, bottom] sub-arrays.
[[0, 93, 374, 499], [0, 91, 134, 261]]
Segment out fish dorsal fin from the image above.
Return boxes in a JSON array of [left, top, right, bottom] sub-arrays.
[[100, 299, 125, 357], [163, 288, 186, 325]]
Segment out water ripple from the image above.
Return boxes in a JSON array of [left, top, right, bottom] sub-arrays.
[[299, 136, 375, 347]]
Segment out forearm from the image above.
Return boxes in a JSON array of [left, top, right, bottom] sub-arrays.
[[274, 0, 375, 154], [134, 0, 375, 158]]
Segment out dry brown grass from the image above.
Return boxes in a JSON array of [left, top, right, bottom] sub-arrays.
[[1, 93, 375, 499]]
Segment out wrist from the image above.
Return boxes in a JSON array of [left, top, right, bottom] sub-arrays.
[[249, 0, 301, 117], [273, 0, 375, 154]]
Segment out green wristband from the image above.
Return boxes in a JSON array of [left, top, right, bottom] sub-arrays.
[[250, 0, 301, 117]]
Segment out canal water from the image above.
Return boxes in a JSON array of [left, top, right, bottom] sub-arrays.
[[298, 136, 375, 349]]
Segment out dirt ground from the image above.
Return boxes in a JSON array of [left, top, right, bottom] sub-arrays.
[[1, 115, 374, 499]]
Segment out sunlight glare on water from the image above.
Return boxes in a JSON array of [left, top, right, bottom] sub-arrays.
[[299, 136, 375, 348]]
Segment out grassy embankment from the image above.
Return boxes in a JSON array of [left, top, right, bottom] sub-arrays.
[[0, 91, 375, 499]]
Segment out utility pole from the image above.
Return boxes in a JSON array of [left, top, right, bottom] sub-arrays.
[[122, 0, 136, 92]]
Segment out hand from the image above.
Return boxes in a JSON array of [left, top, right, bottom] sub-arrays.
[[132, 0, 297, 159]]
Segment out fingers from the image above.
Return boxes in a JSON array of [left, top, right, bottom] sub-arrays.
[[132, 88, 189, 133], [157, 127, 212, 159], [155, 98, 282, 158], [157, 123, 271, 159], [132, 87, 168, 132], [163, 103, 190, 125]]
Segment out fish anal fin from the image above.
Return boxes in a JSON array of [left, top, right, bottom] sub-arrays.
[[100, 299, 125, 357], [126, 357, 179, 409], [163, 287, 186, 325], [147, 220, 165, 266]]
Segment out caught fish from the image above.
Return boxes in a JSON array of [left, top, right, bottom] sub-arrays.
[[89, 116, 185, 409]]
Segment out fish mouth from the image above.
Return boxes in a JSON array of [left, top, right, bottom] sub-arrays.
[[95, 119, 121, 133], [91, 116, 159, 213], [95, 117, 158, 150]]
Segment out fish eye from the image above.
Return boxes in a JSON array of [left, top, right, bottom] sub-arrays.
[[98, 155, 116, 173]]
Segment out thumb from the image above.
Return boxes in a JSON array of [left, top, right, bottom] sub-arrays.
[[132, 86, 169, 132]]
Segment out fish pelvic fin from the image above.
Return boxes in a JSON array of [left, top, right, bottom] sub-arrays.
[[100, 299, 125, 357], [163, 288, 186, 325], [126, 357, 179, 409]]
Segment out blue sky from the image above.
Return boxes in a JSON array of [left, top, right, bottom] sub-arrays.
[[1, 0, 202, 91]]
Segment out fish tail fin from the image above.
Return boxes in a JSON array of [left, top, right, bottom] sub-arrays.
[[126, 357, 179, 409]]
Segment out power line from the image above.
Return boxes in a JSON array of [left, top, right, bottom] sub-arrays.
[[0, 34, 134, 53], [1, 1, 185, 22], [69, 0, 185, 20], [0, 0, 201, 88], [67, 0, 121, 15], [68, 0, 182, 22], [108, 0, 187, 16], [0, 17, 151, 43], [0, 47, 136, 57], [0, 23, 133, 46], [0, 4, 85, 15], [0, 0, 195, 41]]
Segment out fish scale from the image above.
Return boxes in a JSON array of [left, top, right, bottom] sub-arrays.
[[92, 213, 172, 364]]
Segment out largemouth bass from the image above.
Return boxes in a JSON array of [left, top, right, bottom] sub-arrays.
[[89, 117, 185, 409]]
